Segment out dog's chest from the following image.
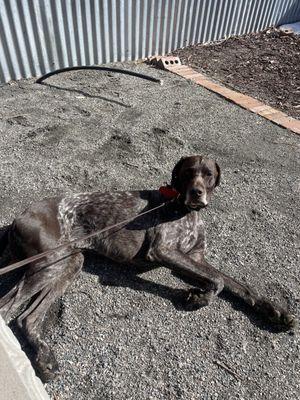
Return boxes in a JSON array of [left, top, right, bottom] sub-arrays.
[[177, 213, 205, 252], [179, 215, 205, 252], [151, 212, 206, 254]]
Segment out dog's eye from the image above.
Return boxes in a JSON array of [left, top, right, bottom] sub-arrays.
[[206, 171, 213, 177]]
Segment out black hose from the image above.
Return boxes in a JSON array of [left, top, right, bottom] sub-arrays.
[[36, 66, 162, 85]]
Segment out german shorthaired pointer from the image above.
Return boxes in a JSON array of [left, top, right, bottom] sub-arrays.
[[0, 155, 294, 381]]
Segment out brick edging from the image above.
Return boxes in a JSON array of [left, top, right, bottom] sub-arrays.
[[158, 61, 300, 135]]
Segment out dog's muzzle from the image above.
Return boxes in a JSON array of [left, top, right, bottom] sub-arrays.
[[185, 188, 208, 210]]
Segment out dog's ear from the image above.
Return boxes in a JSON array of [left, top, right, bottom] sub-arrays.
[[214, 161, 221, 187], [171, 157, 188, 190]]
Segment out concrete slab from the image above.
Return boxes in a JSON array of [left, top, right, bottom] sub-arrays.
[[0, 317, 49, 400]]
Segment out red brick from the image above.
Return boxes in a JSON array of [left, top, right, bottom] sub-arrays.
[[216, 87, 237, 98], [280, 119, 300, 134], [193, 77, 211, 85], [184, 71, 203, 78], [264, 111, 287, 123], [165, 63, 300, 135], [189, 75, 206, 83], [168, 65, 190, 72], [202, 81, 222, 91], [176, 68, 196, 76], [249, 104, 270, 113], [236, 96, 262, 109], [258, 107, 278, 116]]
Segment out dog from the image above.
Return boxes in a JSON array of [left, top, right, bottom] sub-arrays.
[[0, 155, 294, 381]]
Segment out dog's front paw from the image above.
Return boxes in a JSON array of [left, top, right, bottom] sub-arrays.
[[34, 347, 59, 382], [255, 298, 295, 330], [184, 288, 213, 311]]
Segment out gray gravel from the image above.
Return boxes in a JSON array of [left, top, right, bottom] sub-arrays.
[[0, 62, 299, 400]]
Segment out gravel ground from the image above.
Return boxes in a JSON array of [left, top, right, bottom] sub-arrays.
[[0, 63, 299, 400]]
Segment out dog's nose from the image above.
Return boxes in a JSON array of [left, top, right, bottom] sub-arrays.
[[190, 188, 203, 197]]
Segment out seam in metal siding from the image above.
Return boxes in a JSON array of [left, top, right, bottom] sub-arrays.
[[0, 0, 300, 83]]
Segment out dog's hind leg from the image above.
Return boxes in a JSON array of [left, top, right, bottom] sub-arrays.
[[0, 276, 27, 318], [0, 253, 71, 320], [14, 252, 84, 381]]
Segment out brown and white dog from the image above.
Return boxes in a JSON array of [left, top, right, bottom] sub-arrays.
[[0, 155, 294, 381]]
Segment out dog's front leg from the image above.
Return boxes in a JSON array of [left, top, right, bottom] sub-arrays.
[[152, 247, 224, 307], [188, 252, 295, 329], [152, 248, 295, 329]]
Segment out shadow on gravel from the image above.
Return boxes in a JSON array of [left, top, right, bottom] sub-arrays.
[[38, 82, 131, 108], [218, 291, 294, 334], [83, 252, 294, 334], [83, 251, 189, 310]]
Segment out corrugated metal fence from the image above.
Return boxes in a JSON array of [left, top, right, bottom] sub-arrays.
[[0, 0, 300, 83]]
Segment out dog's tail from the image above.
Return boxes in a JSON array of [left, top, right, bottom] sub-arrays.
[[0, 226, 10, 257]]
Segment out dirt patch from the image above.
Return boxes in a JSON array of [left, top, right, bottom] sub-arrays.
[[172, 28, 300, 119]]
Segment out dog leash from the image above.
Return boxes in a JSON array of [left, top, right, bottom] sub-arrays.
[[0, 187, 179, 276]]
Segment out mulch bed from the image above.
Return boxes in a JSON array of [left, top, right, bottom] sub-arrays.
[[172, 28, 300, 119]]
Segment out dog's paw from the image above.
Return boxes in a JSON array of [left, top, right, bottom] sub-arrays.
[[34, 348, 59, 382], [255, 297, 296, 330], [184, 288, 213, 311]]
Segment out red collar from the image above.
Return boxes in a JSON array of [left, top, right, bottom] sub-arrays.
[[158, 186, 179, 200]]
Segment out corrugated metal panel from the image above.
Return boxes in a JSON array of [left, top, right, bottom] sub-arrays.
[[0, 0, 299, 83]]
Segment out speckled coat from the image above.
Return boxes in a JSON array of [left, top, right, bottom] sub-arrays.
[[0, 155, 294, 382]]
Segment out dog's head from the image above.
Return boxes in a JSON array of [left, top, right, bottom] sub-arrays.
[[171, 155, 220, 210]]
